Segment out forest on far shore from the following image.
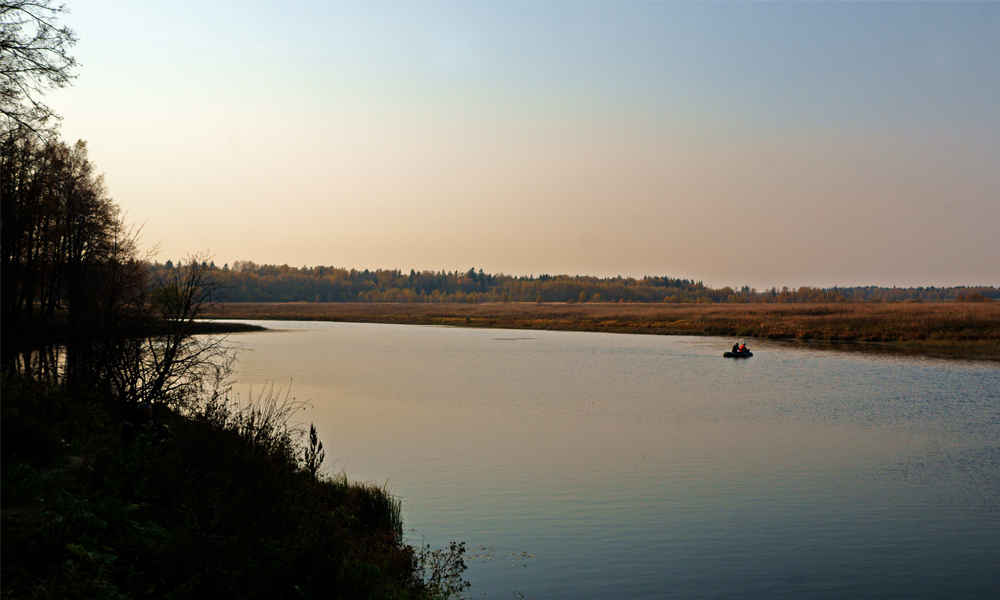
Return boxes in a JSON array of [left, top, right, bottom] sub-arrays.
[[152, 260, 998, 305]]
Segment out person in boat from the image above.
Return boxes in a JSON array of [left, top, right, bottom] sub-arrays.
[[739, 343, 749, 353], [732, 342, 741, 354]]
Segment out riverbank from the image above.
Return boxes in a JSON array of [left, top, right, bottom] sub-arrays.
[[203, 302, 1000, 358], [0, 372, 467, 599]]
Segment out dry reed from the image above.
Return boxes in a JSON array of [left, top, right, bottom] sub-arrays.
[[203, 302, 1000, 356]]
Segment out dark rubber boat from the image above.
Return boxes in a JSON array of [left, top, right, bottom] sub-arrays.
[[723, 351, 753, 358]]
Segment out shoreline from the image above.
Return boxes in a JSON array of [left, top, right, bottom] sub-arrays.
[[202, 301, 1000, 360]]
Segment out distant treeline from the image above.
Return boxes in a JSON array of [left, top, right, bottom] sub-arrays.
[[150, 261, 998, 304]]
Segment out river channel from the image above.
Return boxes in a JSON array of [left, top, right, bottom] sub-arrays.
[[222, 320, 999, 599]]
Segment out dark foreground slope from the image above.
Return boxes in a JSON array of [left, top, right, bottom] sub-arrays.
[[1, 374, 466, 600]]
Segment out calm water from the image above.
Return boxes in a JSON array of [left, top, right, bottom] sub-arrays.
[[221, 321, 1000, 599]]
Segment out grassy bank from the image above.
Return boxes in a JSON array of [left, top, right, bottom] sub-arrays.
[[203, 302, 1000, 357], [0, 374, 467, 599]]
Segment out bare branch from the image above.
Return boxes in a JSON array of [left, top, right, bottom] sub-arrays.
[[1, 0, 78, 132]]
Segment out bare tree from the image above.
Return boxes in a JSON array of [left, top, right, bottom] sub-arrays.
[[97, 253, 237, 413], [1, 0, 78, 133]]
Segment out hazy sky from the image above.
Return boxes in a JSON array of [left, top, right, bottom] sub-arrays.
[[48, 1, 999, 289]]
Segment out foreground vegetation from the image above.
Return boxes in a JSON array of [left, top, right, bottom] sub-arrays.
[[204, 302, 1000, 358], [1, 372, 468, 599]]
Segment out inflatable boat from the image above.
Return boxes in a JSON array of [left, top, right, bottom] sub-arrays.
[[723, 351, 753, 358]]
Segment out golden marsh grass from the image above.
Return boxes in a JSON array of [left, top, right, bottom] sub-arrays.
[[204, 302, 1000, 357]]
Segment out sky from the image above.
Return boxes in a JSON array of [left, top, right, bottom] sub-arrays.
[[47, 1, 999, 290]]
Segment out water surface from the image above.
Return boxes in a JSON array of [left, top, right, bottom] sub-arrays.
[[223, 321, 1000, 599]]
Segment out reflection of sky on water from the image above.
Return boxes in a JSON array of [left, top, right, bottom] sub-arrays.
[[888, 445, 1000, 514], [224, 321, 1000, 600]]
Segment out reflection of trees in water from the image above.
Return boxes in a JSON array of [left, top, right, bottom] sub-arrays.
[[4, 344, 67, 383], [2, 257, 235, 416]]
